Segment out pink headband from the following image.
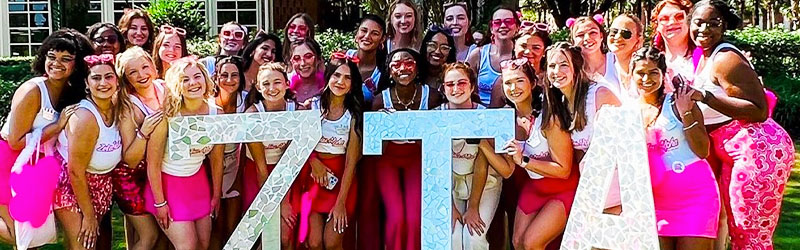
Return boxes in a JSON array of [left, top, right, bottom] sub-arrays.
[[566, 14, 605, 28]]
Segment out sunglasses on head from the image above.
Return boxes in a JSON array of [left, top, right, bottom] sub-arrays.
[[160, 25, 187, 36], [608, 28, 633, 39], [221, 30, 245, 40], [491, 18, 516, 28], [331, 51, 360, 64], [657, 11, 686, 25], [500, 58, 528, 70], [291, 53, 315, 63], [520, 21, 549, 32], [93, 35, 118, 44], [389, 60, 416, 70]]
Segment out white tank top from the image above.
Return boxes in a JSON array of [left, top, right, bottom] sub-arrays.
[[1, 77, 60, 152], [571, 82, 614, 151], [602, 52, 621, 93], [57, 99, 122, 174], [519, 115, 547, 179], [129, 80, 165, 116], [246, 101, 295, 164], [436, 104, 485, 175], [695, 43, 754, 125], [382, 85, 430, 144], [161, 101, 218, 176], [223, 92, 248, 154], [314, 110, 351, 155]]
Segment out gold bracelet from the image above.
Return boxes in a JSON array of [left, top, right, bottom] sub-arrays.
[[682, 110, 693, 118], [683, 121, 700, 131]]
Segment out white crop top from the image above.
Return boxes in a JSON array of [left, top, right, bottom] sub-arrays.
[[571, 82, 616, 151], [246, 101, 296, 164], [57, 99, 122, 174], [436, 104, 484, 175], [519, 115, 547, 179], [161, 101, 218, 176], [1, 77, 60, 152], [695, 43, 754, 125], [314, 110, 352, 155]]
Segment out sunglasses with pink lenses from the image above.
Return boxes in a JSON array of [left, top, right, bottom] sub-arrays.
[[291, 53, 315, 63], [491, 18, 516, 28], [221, 30, 245, 40]]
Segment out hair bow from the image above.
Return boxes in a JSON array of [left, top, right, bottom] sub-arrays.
[[500, 58, 529, 70], [84, 54, 115, 68]]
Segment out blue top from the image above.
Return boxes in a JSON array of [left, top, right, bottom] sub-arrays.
[[477, 45, 501, 104], [647, 94, 703, 174], [381, 85, 430, 110], [346, 50, 381, 104]]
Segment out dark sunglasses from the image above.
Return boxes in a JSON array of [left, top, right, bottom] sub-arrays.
[[608, 28, 633, 39]]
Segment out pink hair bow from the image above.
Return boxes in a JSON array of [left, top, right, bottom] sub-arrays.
[[84, 54, 115, 67]]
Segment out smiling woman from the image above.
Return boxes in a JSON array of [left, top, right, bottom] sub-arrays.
[[86, 23, 126, 56]]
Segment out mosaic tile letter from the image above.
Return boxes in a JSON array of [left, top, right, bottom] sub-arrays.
[[167, 110, 322, 250], [363, 109, 514, 250], [560, 106, 659, 250]]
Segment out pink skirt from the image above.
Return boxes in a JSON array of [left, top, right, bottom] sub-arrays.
[[650, 160, 720, 238], [0, 140, 20, 205], [53, 153, 114, 219], [518, 164, 579, 215], [144, 165, 212, 221]]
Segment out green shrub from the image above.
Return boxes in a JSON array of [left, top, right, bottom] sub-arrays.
[[146, 0, 208, 40], [316, 28, 355, 61], [188, 38, 217, 58], [0, 57, 35, 84], [0, 80, 22, 123], [727, 28, 800, 78]]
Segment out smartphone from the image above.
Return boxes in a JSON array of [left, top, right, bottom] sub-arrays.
[[325, 172, 338, 190], [672, 75, 685, 91]]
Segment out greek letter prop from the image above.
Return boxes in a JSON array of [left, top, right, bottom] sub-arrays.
[[560, 106, 659, 249], [363, 109, 514, 250], [166, 110, 322, 250]]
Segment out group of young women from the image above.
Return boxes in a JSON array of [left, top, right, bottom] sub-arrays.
[[0, 0, 794, 249]]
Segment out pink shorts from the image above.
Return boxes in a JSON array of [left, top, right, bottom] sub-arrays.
[[53, 153, 114, 219]]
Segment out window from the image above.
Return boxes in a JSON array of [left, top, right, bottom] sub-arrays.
[[216, 0, 258, 30], [6, 0, 51, 56]]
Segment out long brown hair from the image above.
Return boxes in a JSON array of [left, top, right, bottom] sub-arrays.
[[281, 13, 316, 64], [151, 33, 189, 78], [542, 42, 591, 131], [85, 57, 132, 125], [386, 0, 422, 46], [118, 9, 155, 52]]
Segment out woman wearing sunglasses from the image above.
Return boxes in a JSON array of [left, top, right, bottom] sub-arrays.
[[652, 0, 695, 87], [443, 2, 476, 62], [54, 54, 129, 250], [200, 22, 249, 77], [420, 26, 457, 93], [208, 55, 248, 249], [87, 23, 126, 55], [691, 1, 794, 249], [607, 14, 644, 100], [435, 62, 500, 250], [118, 9, 155, 52], [152, 25, 189, 78], [282, 13, 316, 65], [373, 48, 441, 250], [386, 0, 422, 52], [0, 29, 93, 245], [289, 39, 325, 104], [241, 32, 283, 94], [466, 5, 519, 107], [568, 15, 622, 93], [490, 56, 577, 250]]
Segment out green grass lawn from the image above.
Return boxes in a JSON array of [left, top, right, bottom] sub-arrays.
[[1, 144, 799, 250]]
